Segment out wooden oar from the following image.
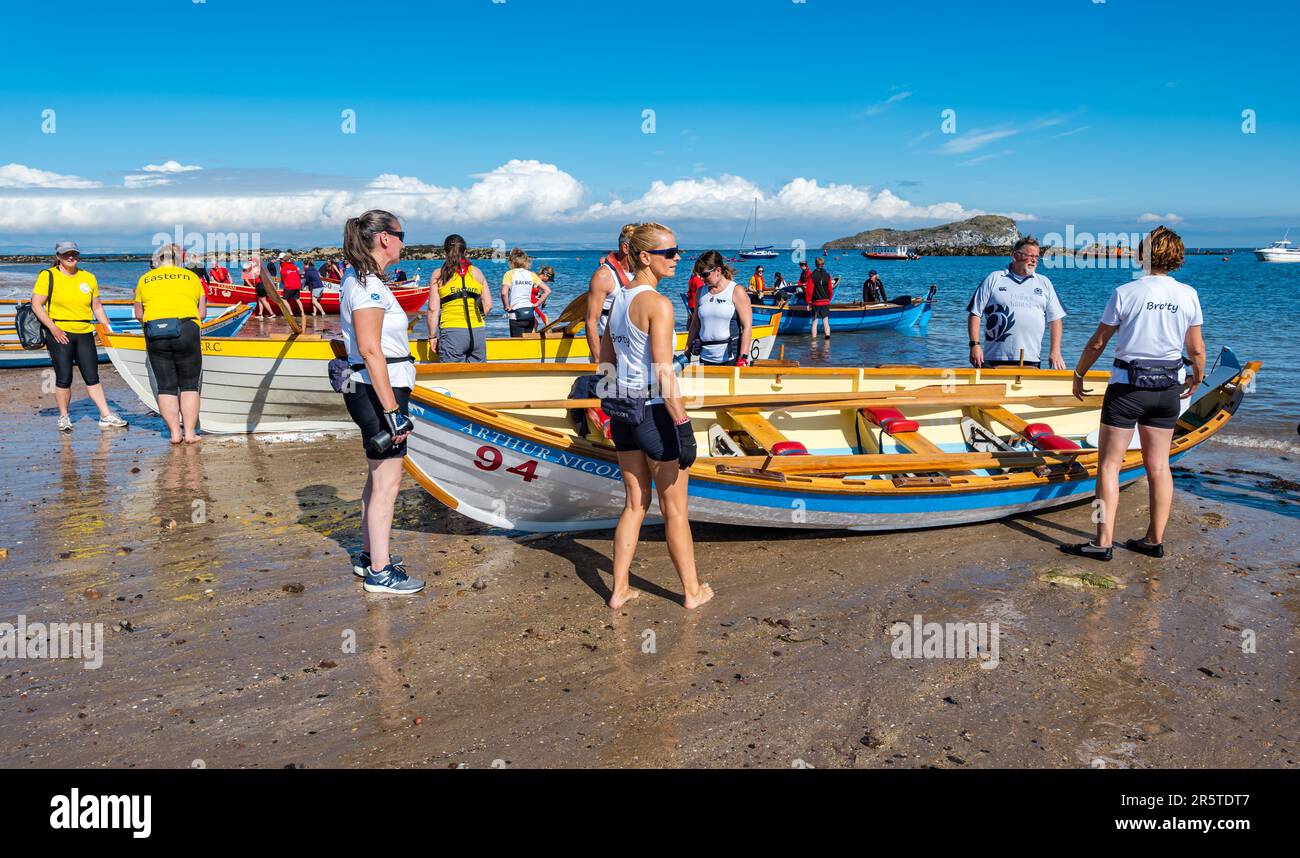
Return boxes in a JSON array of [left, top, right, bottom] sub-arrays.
[[537, 293, 589, 334], [703, 449, 1093, 476], [261, 276, 303, 335], [477, 382, 1007, 412]]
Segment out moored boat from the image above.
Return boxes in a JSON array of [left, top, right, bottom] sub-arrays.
[[862, 245, 916, 260], [96, 313, 781, 434], [739, 285, 935, 334], [1253, 237, 1300, 263], [0, 302, 250, 369], [402, 349, 1258, 532], [203, 277, 429, 314]]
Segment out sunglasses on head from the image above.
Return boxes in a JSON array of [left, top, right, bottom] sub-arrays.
[[643, 247, 681, 259]]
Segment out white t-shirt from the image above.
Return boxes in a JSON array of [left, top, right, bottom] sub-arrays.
[[1101, 274, 1203, 384], [966, 267, 1067, 362], [339, 269, 415, 389], [502, 268, 540, 317]]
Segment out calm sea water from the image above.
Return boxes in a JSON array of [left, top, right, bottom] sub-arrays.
[[4, 251, 1297, 472]]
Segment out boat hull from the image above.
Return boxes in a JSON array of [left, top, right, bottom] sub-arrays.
[[203, 279, 429, 313], [402, 353, 1256, 533], [1254, 250, 1300, 262], [1, 304, 249, 369], [751, 286, 935, 334], [97, 316, 775, 434]]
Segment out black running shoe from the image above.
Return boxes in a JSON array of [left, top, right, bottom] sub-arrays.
[[1061, 542, 1113, 561], [1123, 538, 1165, 558]]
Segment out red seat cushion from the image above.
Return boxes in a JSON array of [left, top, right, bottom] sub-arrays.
[[771, 440, 810, 456], [860, 407, 919, 436], [1022, 421, 1055, 440], [1034, 433, 1080, 451]]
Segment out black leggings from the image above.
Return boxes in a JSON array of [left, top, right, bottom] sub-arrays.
[[144, 320, 202, 396], [48, 332, 100, 389]]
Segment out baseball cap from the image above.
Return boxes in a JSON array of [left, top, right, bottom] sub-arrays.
[[55, 241, 79, 255]]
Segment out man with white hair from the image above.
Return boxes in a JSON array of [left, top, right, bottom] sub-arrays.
[[967, 236, 1067, 369]]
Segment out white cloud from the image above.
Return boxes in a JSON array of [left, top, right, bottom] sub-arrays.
[[0, 160, 1006, 234], [124, 174, 172, 189], [1138, 212, 1183, 224], [939, 128, 1020, 155], [864, 91, 912, 116], [958, 150, 1014, 167], [142, 160, 202, 173], [1052, 126, 1089, 139], [0, 163, 101, 189]]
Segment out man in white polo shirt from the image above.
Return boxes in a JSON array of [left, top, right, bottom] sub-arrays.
[[967, 236, 1067, 369]]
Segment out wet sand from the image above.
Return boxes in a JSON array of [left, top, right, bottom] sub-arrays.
[[0, 369, 1296, 769]]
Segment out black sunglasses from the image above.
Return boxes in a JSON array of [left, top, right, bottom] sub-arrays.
[[643, 247, 681, 259], [699, 266, 717, 277], [384, 229, 405, 242]]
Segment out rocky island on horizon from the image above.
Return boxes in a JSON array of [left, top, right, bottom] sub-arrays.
[[822, 215, 1021, 256]]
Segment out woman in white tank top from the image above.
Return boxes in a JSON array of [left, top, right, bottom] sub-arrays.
[[598, 222, 713, 611], [584, 225, 636, 359], [685, 250, 754, 366]]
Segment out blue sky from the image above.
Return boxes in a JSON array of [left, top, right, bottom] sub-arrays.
[[0, 0, 1296, 250]]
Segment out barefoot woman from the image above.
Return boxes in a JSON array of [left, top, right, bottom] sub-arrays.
[[600, 222, 713, 610]]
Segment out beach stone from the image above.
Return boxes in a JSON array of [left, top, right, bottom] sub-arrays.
[[83, 588, 102, 600], [1199, 512, 1228, 528], [471, 577, 488, 590], [282, 583, 305, 594]]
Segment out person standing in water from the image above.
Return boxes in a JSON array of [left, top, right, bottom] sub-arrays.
[[501, 248, 544, 337], [600, 222, 713, 611], [339, 210, 424, 595], [967, 236, 1067, 369], [426, 234, 492, 362], [584, 224, 636, 359], [687, 250, 753, 366], [806, 257, 835, 339]]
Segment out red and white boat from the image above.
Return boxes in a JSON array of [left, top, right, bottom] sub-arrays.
[[203, 277, 429, 315]]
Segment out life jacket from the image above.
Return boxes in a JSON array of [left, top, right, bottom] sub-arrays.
[[686, 274, 703, 311], [209, 267, 231, 284], [749, 273, 766, 293], [598, 252, 632, 325], [280, 261, 301, 290], [809, 269, 833, 305], [438, 262, 485, 330]]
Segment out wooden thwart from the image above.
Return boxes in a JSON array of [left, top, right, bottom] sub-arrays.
[[703, 448, 1090, 476]]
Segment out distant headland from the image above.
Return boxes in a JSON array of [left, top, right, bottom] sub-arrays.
[[823, 215, 1020, 256]]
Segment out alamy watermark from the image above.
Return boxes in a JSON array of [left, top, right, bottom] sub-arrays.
[[0, 614, 104, 669], [150, 224, 262, 268], [889, 614, 1000, 669]]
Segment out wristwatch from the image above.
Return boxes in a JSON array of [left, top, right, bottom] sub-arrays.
[[968, 340, 979, 348]]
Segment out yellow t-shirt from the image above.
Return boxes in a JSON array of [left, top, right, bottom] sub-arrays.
[[134, 267, 204, 323], [33, 267, 98, 335]]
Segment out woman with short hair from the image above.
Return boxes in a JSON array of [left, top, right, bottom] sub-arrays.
[[1067, 226, 1206, 560], [339, 210, 424, 595], [30, 241, 128, 432], [600, 222, 712, 610], [134, 243, 207, 443], [501, 248, 544, 337]]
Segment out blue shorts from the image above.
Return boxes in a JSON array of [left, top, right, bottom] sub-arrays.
[[610, 403, 681, 462]]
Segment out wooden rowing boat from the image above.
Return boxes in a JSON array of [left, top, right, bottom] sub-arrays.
[[1, 303, 251, 369], [96, 312, 784, 433], [203, 277, 428, 315], [400, 348, 1259, 532]]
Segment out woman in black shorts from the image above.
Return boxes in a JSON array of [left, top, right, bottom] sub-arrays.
[[338, 210, 424, 596], [135, 244, 207, 443], [598, 221, 712, 610], [31, 241, 129, 432], [1067, 226, 1206, 561]]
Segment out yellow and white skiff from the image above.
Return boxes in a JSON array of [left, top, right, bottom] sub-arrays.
[[96, 313, 781, 434], [400, 350, 1259, 532]]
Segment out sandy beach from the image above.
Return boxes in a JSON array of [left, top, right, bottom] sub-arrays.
[[0, 367, 1294, 769]]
